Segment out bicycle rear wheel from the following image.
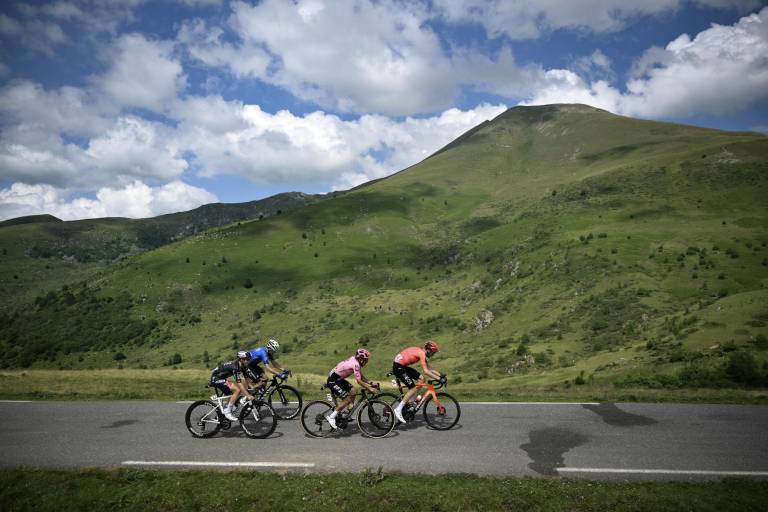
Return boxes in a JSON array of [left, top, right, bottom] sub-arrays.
[[422, 392, 460, 430], [357, 399, 395, 438], [300, 400, 335, 438], [185, 400, 221, 438], [239, 400, 277, 439], [268, 385, 303, 420]]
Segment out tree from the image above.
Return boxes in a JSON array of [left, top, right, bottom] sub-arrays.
[[171, 353, 182, 365]]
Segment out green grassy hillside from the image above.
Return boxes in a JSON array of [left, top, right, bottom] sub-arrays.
[[0, 191, 332, 311], [2, 104, 767, 395]]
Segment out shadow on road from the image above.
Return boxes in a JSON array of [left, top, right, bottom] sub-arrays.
[[101, 420, 139, 429], [520, 427, 589, 476], [582, 403, 658, 427]]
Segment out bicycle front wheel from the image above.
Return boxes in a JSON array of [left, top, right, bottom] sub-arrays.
[[357, 399, 395, 438], [185, 400, 221, 438], [422, 392, 461, 430], [268, 385, 303, 420], [300, 400, 335, 438], [239, 400, 277, 439]]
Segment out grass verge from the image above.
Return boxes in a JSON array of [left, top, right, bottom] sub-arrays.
[[1, 468, 767, 512], [1, 370, 767, 403]]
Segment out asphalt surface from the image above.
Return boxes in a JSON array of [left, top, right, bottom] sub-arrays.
[[1, 400, 767, 481]]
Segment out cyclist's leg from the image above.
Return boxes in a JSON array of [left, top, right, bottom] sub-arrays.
[[335, 386, 356, 412]]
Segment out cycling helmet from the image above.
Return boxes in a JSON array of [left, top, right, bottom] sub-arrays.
[[355, 348, 371, 361], [237, 350, 250, 360], [424, 340, 439, 354], [266, 338, 280, 352]]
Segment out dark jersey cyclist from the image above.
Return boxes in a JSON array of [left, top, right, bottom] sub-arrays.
[[392, 340, 443, 423], [209, 351, 255, 421], [245, 338, 287, 390], [324, 348, 380, 429]]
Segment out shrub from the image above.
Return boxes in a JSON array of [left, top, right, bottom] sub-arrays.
[[113, 352, 127, 361], [243, 278, 253, 289], [171, 353, 182, 365], [726, 352, 759, 385]]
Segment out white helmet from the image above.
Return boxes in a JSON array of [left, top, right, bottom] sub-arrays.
[[266, 338, 280, 352]]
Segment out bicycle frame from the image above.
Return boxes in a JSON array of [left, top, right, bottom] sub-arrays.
[[391, 379, 447, 414]]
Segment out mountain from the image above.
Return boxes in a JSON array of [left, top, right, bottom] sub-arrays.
[[2, 104, 767, 394], [0, 191, 336, 311]]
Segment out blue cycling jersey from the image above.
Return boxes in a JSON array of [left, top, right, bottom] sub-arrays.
[[247, 347, 271, 366]]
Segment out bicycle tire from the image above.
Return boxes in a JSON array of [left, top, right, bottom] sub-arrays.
[[357, 399, 396, 438], [422, 392, 461, 430], [268, 385, 303, 420], [239, 400, 278, 439], [300, 400, 335, 438], [185, 400, 221, 438]]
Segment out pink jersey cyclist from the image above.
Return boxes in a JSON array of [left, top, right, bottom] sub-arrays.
[[324, 348, 381, 429], [331, 356, 364, 382]]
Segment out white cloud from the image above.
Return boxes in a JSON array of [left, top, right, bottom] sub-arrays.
[[523, 7, 768, 118], [0, 180, 217, 221], [0, 80, 110, 138], [173, 95, 506, 189], [98, 33, 186, 112], [0, 13, 67, 55], [433, 0, 763, 40]]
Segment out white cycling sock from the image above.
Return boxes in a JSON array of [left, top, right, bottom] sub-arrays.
[[328, 410, 338, 419]]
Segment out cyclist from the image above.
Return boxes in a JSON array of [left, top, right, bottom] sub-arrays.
[[392, 340, 444, 423], [325, 348, 380, 429], [245, 338, 288, 392], [209, 351, 255, 421]]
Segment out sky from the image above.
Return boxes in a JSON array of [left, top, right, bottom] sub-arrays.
[[0, 0, 767, 221]]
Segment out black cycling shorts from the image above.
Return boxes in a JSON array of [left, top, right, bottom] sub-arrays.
[[392, 362, 421, 389], [327, 372, 352, 399], [210, 373, 233, 396], [245, 362, 265, 382]]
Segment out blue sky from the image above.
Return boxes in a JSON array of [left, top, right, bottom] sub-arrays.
[[0, 0, 766, 220]]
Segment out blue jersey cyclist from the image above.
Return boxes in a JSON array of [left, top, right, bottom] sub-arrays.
[[209, 351, 255, 421], [244, 338, 288, 392]]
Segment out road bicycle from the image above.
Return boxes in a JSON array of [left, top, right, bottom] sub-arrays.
[[376, 374, 461, 430], [185, 386, 278, 439], [300, 386, 396, 438], [248, 371, 302, 420]]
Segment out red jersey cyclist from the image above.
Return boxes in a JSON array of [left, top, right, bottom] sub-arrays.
[[325, 348, 380, 429], [392, 340, 444, 423]]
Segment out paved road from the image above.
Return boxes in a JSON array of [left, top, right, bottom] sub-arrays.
[[1, 400, 767, 481]]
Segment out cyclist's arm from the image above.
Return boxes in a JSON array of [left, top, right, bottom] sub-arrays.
[[419, 354, 441, 380], [355, 376, 379, 393], [264, 361, 283, 375]]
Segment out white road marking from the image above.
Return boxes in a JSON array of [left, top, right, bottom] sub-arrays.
[[123, 461, 315, 468], [176, 401, 195, 404], [0, 400, 32, 403], [464, 402, 600, 405], [557, 468, 768, 477]]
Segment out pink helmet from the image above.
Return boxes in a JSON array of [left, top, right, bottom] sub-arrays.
[[355, 348, 371, 361], [425, 340, 439, 354]]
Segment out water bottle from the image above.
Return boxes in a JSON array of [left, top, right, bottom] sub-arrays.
[[390, 379, 398, 388], [326, 393, 333, 402]]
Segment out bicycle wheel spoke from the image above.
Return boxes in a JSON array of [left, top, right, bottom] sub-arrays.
[[357, 399, 395, 438], [423, 393, 461, 430], [185, 400, 221, 438], [300, 401, 334, 438], [269, 385, 302, 420], [239, 401, 277, 439]]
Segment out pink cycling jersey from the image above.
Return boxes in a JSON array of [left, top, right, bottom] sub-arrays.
[[332, 356, 363, 380]]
